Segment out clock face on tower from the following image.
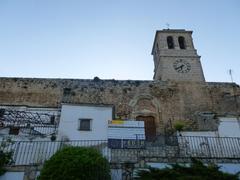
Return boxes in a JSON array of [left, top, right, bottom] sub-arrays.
[[173, 59, 191, 73]]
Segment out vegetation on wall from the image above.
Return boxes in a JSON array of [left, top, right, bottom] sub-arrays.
[[136, 158, 239, 180], [173, 121, 185, 132], [38, 146, 110, 180]]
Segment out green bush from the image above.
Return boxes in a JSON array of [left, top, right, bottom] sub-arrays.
[[38, 146, 110, 180], [0, 137, 13, 176], [0, 151, 12, 176], [173, 121, 185, 132], [136, 159, 239, 180]]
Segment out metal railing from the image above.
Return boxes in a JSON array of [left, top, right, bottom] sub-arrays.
[[1, 140, 109, 166], [1, 136, 240, 166], [177, 136, 240, 158]]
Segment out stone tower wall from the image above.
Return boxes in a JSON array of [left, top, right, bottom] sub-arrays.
[[152, 30, 205, 82]]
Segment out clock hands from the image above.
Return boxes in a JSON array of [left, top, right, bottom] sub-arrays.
[[175, 64, 184, 71], [173, 59, 191, 73]]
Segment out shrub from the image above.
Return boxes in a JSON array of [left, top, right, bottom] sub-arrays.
[[0, 151, 12, 176], [173, 121, 185, 132], [136, 158, 239, 180], [0, 137, 13, 176], [38, 146, 110, 180]]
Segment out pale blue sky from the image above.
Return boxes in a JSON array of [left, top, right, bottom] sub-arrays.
[[0, 0, 239, 84]]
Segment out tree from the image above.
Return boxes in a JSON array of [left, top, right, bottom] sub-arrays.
[[38, 146, 110, 180], [136, 159, 239, 180]]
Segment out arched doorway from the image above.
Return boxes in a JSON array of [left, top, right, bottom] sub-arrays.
[[136, 116, 156, 141]]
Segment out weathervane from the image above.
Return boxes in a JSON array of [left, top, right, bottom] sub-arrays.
[[228, 69, 234, 83], [166, 23, 170, 29]]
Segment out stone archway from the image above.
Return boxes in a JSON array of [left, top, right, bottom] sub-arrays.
[[129, 94, 162, 138]]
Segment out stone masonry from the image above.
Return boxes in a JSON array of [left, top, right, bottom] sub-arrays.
[[152, 29, 205, 82], [0, 77, 239, 134]]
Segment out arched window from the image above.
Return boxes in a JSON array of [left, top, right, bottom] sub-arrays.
[[167, 36, 174, 49], [178, 36, 186, 49]]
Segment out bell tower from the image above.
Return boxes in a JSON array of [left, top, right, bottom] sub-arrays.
[[152, 29, 205, 82]]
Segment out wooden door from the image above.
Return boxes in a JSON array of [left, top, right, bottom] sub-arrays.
[[136, 116, 156, 141]]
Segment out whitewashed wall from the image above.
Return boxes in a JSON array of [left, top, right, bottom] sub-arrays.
[[147, 163, 240, 174], [180, 131, 217, 137], [0, 172, 24, 180], [58, 104, 113, 141], [180, 117, 240, 138], [218, 117, 240, 137], [177, 117, 240, 158]]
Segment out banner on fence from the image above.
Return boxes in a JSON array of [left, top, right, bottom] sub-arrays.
[[108, 120, 145, 149]]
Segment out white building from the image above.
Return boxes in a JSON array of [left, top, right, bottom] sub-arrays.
[[181, 117, 240, 138], [58, 104, 113, 141], [218, 117, 240, 137]]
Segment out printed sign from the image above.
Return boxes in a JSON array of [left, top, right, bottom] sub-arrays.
[[108, 139, 145, 149]]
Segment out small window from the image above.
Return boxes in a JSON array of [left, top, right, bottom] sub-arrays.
[[167, 36, 174, 49], [63, 88, 71, 95], [79, 119, 91, 131], [178, 36, 186, 49]]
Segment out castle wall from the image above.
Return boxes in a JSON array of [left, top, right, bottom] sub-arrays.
[[0, 77, 239, 134]]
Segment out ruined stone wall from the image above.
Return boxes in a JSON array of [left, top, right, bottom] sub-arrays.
[[0, 77, 239, 134]]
